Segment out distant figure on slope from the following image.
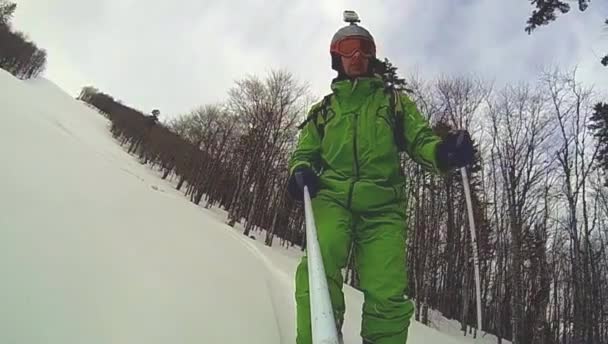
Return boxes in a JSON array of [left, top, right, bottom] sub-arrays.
[[286, 10, 474, 344]]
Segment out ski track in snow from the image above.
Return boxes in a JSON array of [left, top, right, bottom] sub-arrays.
[[0, 69, 510, 344]]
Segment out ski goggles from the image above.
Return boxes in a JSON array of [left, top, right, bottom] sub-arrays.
[[332, 37, 375, 58]]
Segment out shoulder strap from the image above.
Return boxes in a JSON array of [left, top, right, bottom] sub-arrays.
[[297, 94, 333, 138], [389, 88, 406, 152]]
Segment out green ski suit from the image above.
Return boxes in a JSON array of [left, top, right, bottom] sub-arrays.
[[289, 75, 444, 344]]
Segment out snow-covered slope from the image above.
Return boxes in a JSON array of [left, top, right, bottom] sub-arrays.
[[0, 69, 507, 344]]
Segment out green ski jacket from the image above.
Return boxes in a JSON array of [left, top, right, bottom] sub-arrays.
[[289, 75, 443, 212]]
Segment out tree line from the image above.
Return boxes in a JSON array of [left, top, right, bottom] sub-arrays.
[[78, 70, 311, 249], [396, 68, 608, 344], [0, 1, 47, 79]]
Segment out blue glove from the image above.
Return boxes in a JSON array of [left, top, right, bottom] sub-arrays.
[[436, 130, 475, 170]]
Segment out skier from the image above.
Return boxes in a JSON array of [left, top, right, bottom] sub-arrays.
[[287, 11, 475, 344]]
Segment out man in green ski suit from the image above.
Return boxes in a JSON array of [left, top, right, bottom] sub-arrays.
[[287, 12, 475, 344]]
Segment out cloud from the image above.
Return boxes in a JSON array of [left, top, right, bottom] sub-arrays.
[[10, 0, 608, 119], [381, 0, 607, 89]]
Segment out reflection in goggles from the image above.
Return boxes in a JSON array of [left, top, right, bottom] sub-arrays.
[[336, 38, 375, 57]]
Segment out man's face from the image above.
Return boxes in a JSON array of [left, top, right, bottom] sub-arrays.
[[341, 52, 370, 78]]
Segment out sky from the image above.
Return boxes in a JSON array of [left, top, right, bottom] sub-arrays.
[[10, 0, 608, 120]]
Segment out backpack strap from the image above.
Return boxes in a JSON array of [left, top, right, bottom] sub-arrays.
[[388, 88, 406, 152], [297, 94, 333, 138]]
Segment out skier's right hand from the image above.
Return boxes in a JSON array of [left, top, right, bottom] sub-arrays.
[[287, 166, 319, 201]]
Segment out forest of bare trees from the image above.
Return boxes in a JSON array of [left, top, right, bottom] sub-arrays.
[[0, 1, 47, 79], [80, 63, 607, 344]]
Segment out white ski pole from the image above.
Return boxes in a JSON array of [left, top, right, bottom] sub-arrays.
[[297, 172, 340, 344], [456, 132, 483, 339], [461, 167, 483, 338]]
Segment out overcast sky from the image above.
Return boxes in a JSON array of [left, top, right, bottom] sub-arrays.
[[10, 0, 608, 120]]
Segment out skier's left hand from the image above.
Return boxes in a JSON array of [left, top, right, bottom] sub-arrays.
[[436, 130, 475, 170]]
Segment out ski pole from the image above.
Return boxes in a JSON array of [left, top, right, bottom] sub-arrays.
[[457, 132, 483, 339], [461, 166, 483, 338], [297, 172, 340, 344]]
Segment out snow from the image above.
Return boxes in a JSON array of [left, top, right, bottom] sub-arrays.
[[0, 68, 509, 344]]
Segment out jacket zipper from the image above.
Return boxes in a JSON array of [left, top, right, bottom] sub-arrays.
[[347, 112, 360, 209], [346, 79, 361, 210]]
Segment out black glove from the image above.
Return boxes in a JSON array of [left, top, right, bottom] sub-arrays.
[[436, 130, 475, 170], [287, 166, 319, 201]]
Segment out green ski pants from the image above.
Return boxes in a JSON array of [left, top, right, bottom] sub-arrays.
[[295, 193, 415, 344]]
